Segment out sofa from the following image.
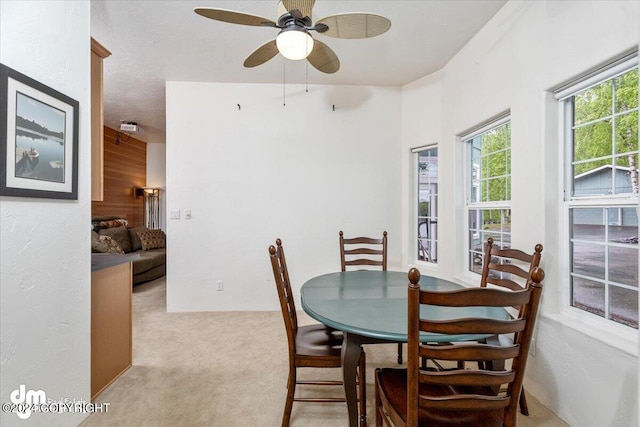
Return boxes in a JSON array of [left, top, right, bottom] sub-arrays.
[[91, 216, 166, 285]]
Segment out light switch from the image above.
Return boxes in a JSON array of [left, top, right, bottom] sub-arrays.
[[169, 209, 180, 219]]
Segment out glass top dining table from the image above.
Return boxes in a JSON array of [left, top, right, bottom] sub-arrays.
[[300, 270, 509, 427]]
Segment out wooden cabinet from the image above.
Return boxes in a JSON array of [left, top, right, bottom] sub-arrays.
[[91, 38, 111, 201], [91, 257, 132, 400]]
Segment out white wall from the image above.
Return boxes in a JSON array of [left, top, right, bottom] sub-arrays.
[[0, 1, 92, 426], [400, 70, 443, 271], [166, 82, 401, 311], [146, 143, 166, 231], [402, 1, 639, 426]]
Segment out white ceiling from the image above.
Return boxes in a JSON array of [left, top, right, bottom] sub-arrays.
[[90, 1, 507, 144]]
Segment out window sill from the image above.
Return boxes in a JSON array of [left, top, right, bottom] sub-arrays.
[[543, 309, 638, 357]]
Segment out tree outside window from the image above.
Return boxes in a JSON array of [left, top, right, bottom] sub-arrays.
[[565, 66, 638, 328], [465, 120, 511, 273]]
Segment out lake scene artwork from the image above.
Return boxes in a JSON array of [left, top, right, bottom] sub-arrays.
[[14, 91, 65, 183]]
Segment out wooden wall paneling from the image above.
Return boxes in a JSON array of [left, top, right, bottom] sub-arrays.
[[91, 126, 146, 227]]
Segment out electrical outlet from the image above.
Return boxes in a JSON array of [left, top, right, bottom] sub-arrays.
[[216, 280, 223, 291]]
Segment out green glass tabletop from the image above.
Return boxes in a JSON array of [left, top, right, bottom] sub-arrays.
[[301, 270, 509, 342]]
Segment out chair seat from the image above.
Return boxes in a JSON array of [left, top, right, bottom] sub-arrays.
[[296, 324, 343, 358], [376, 368, 505, 427]]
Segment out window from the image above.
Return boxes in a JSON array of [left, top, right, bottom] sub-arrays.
[[414, 146, 438, 263], [463, 117, 511, 273], [559, 59, 638, 328]]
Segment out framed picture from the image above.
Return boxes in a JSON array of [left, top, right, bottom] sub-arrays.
[[0, 63, 79, 199]]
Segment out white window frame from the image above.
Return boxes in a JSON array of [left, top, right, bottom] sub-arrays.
[[412, 144, 438, 266], [556, 54, 639, 332], [461, 113, 512, 275]]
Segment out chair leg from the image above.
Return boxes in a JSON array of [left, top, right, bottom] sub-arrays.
[[282, 365, 296, 427], [397, 343, 403, 364], [359, 349, 367, 427], [519, 385, 530, 416], [374, 369, 383, 427]]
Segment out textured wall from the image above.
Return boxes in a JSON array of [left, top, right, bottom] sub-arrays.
[[166, 82, 402, 312], [0, 1, 92, 425], [402, 1, 639, 426]]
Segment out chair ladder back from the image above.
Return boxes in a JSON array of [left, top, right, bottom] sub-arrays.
[[481, 237, 543, 292], [339, 230, 388, 271], [277, 239, 298, 332], [417, 365, 517, 388], [419, 342, 521, 364], [418, 286, 532, 307], [419, 317, 527, 336], [405, 267, 545, 426], [507, 272, 544, 413], [269, 240, 298, 352]]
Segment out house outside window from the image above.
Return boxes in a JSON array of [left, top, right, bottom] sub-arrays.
[[414, 146, 438, 263], [463, 117, 511, 273], [558, 58, 638, 328]]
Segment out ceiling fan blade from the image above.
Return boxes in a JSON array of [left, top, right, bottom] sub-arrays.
[[279, 0, 315, 19], [194, 7, 276, 27], [307, 39, 340, 74], [244, 40, 279, 68], [315, 13, 391, 39]]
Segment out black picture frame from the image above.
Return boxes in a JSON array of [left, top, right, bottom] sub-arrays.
[[0, 63, 79, 200]]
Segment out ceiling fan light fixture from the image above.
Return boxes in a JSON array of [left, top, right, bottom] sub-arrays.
[[195, 2, 391, 73], [276, 29, 314, 60]]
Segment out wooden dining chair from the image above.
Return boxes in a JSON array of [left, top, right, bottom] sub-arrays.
[[481, 237, 543, 292], [480, 237, 543, 415], [339, 230, 402, 365], [375, 267, 545, 427], [269, 238, 367, 427], [339, 230, 388, 272]]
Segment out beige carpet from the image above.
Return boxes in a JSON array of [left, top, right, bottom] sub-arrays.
[[81, 277, 568, 427]]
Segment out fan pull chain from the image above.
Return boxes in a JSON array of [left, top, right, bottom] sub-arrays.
[[305, 60, 309, 93], [282, 63, 286, 106]]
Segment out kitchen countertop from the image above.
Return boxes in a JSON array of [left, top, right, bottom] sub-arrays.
[[91, 253, 140, 272]]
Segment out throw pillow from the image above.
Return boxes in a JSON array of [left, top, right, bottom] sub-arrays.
[[100, 218, 129, 229], [99, 226, 132, 253], [137, 229, 166, 251], [91, 215, 124, 231], [91, 231, 108, 253], [128, 226, 148, 251], [99, 235, 124, 254]]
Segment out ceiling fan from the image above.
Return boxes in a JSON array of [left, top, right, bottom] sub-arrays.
[[194, 0, 391, 74]]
